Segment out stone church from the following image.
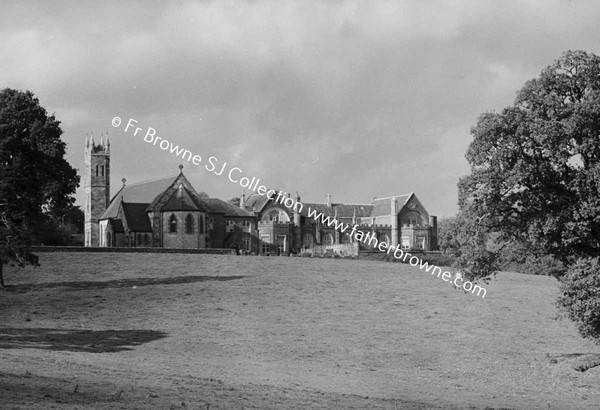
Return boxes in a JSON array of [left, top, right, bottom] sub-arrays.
[[84, 136, 438, 253]]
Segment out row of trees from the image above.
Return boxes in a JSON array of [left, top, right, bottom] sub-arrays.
[[441, 50, 600, 345]]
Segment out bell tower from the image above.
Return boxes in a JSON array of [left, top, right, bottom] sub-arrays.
[[84, 133, 110, 247]]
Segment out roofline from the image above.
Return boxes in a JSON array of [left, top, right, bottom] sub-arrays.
[[372, 192, 413, 201]]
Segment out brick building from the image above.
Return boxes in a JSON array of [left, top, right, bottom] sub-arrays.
[[84, 136, 437, 253]]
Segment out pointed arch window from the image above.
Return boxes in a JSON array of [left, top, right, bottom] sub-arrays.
[[169, 214, 178, 233], [185, 214, 194, 234]]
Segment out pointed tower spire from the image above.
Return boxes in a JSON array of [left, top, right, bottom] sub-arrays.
[[100, 134, 104, 147], [85, 134, 89, 148], [90, 132, 95, 147], [105, 135, 110, 153]]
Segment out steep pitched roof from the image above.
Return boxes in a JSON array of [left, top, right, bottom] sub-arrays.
[[147, 173, 207, 212], [107, 218, 124, 233], [200, 198, 254, 217], [121, 202, 153, 232], [370, 194, 413, 217], [244, 193, 270, 212], [99, 175, 177, 220], [161, 185, 203, 212]]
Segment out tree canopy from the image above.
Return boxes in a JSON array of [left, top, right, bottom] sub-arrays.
[[0, 88, 79, 286], [457, 50, 600, 344]]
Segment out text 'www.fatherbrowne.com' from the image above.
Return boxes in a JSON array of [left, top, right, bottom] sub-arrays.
[[111, 116, 487, 298]]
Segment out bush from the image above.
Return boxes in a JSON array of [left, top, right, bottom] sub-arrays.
[[556, 257, 600, 343]]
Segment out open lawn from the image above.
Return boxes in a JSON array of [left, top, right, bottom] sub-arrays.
[[1, 252, 599, 409]]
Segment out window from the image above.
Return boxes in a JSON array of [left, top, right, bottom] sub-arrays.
[[303, 233, 314, 247], [401, 237, 410, 250], [276, 234, 287, 254], [136, 234, 142, 246], [269, 210, 280, 222], [323, 233, 334, 246], [199, 215, 204, 233], [341, 233, 351, 244], [242, 238, 251, 252], [144, 234, 151, 246], [169, 214, 178, 233], [243, 220, 251, 232], [95, 165, 99, 177], [101, 165, 104, 177], [260, 234, 271, 254], [378, 233, 390, 244], [226, 220, 236, 232], [185, 214, 194, 234]]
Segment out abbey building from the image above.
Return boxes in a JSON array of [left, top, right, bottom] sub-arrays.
[[84, 136, 438, 253]]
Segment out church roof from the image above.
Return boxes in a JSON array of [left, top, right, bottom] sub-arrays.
[[99, 175, 177, 220], [200, 198, 254, 217], [161, 184, 204, 212], [121, 202, 153, 232], [107, 217, 124, 233], [370, 194, 413, 217]]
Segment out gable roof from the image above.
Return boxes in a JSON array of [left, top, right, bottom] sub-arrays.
[[147, 173, 207, 212], [161, 185, 203, 212], [121, 202, 153, 232], [107, 218, 124, 233], [244, 192, 271, 213], [99, 175, 177, 220], [201, 198, 254, 217], [370, 193, 413, 217]]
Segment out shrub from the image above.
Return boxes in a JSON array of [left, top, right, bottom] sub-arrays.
[[556, 257, 600, 343]]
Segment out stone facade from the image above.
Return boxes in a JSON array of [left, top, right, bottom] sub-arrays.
[[84, 137, 437, 253], [84, 135, 110, 247]]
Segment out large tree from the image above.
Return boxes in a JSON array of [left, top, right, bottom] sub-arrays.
[[0, 88, 79, 286], [457, 50, 600, 344]]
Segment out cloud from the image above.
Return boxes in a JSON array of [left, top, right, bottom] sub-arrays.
[[1, 0, 600, 216]]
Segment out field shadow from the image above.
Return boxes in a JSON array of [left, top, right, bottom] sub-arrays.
[[5, 275, 245, 292], [0, 327, 168, 353]]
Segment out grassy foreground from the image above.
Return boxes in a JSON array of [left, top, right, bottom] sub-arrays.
[[1, 252, 599, 409]]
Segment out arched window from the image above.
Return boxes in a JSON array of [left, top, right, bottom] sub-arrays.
[[144, 234, 150, 245], [185, 214, 194, 234], [303, 233, 314, 247], [169, 214, 178, 233], [378, 233, 390, 244], [341, 233, 351, 244], [323, 233, 334, 246], [199, 215, 204, 233]]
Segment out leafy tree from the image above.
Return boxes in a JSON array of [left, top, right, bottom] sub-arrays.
[[227, 196, 241, 207], [0, 88, 79, 287], [457, 50, 600, 343]]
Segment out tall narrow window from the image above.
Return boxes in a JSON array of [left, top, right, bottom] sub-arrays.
[[169, 214, 178, 233], [199, 215, 204, 233], [185, 214, 194, 234], [95, 165, 99, 176], [101, 165, 104, 177]]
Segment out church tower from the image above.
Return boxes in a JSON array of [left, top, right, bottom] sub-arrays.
[[84, 133, 110, 247]]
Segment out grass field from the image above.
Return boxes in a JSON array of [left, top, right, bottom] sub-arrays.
[[1, 252, 599, 409]]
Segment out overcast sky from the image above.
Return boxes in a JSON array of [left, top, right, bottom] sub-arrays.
[[2, 0, 600, 217]]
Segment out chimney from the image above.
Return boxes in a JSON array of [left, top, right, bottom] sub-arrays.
[[327, 194, 331, 207], [240, 190, 246, 208]]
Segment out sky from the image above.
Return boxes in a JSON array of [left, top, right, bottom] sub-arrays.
[[2, 0, 600, 218]]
